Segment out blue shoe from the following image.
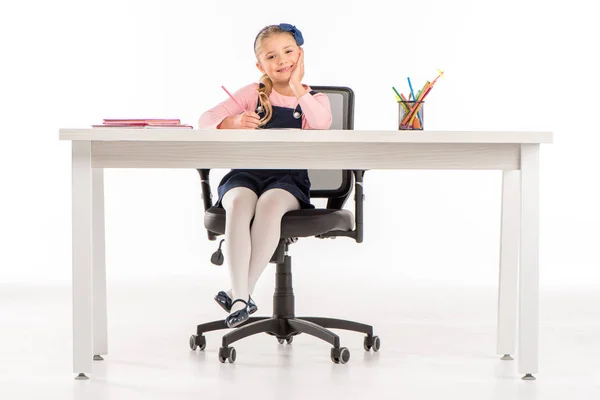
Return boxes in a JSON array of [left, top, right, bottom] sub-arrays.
[[225, 298, 251, 328], [215, 291, 257, 315]]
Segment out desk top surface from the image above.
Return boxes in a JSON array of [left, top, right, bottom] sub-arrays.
[[59, 129, 553, 144]]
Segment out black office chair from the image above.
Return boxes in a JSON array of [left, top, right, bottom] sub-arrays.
[[189, 86, 380, 364]]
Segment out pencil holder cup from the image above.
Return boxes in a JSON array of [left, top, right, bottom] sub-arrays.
[[398, 101, 424, 130]]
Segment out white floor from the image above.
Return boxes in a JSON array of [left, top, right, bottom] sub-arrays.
[[1, 276, 599, 400]]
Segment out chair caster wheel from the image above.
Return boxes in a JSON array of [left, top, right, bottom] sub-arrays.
[[363, 335, 380, 352], [277, 336, 293, 344], [331, 347, 350, 364], [219, 346, 236, 363], [189, 334, 206, 351]]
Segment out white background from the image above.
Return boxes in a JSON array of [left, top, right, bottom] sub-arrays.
[[0, 0, 598, 291]]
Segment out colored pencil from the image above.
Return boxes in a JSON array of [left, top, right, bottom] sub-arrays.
[[221, 85, 244, 112]]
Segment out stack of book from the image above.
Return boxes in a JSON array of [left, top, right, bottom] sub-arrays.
[[92, 119, 193, 128]]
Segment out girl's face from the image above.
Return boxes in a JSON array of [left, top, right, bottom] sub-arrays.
[[255, 33, 300, 84]]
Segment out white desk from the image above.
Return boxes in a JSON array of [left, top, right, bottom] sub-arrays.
[[59, 128, 553, 380]]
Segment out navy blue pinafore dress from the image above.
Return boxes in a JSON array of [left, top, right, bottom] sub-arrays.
[[214, 89, 318, 210]]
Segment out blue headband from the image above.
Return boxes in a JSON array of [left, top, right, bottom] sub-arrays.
[[254, 23, 304, 48], [278, 23, 304, 46]]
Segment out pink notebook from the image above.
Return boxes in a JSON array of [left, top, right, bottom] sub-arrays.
[[102, 119, 181, 125], [93, 119, 192, 128]]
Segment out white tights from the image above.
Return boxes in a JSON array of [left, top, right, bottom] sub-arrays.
[[221, 187, 300, 312]]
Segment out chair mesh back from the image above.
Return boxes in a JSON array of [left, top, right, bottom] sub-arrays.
[[306, 86, 354, 199], [308, 170, 345, 192]]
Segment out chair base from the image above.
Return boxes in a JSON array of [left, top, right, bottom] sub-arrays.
[[195, 315, 374, 348], [192, 315, 377, 364], [190, 240, 379, 363]]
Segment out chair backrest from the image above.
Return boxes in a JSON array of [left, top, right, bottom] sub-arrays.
[[307, 86, 354, 204]]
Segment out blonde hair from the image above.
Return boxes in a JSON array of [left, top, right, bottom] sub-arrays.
[[254, 25, 297, 126]]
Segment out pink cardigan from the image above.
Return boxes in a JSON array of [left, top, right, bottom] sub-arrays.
[[198, 83, 332, 130]]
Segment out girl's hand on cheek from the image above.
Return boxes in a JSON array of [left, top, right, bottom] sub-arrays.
[[289, 47, 304, 87]]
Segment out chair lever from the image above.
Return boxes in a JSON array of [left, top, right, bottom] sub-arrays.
[[211, 239, 225, 265], [316, 230, 356, 239]]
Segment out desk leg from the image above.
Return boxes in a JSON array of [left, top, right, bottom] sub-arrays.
[[72, 141, 93, 379], [518, 144, 540, 380], [497, 170, 520, 360], [92, 168, 108, 360]]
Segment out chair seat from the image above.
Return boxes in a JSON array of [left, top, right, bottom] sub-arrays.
[[204, 207, 355, 238]]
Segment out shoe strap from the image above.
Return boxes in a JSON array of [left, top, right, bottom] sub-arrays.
[[230, 298, 249, 307]]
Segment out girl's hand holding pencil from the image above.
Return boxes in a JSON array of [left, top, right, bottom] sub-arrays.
[[219, 85, 261, 129], [218, 111, 261, 129]]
